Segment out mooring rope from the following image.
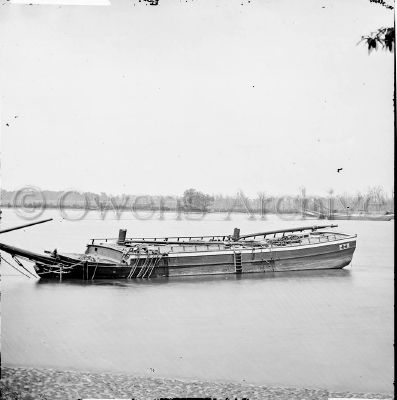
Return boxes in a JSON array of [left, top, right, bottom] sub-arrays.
[[1, 255, 31, 278], [39, 260, 84, 276], [137, 254, 152, 278], [127, 253, 140, 279], [12, 256, 38, 278], [147, 254, 163, 278], [91, 261, 99, 280]]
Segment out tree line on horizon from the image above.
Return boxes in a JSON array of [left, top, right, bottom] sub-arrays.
[[0, 186, 394, 214]]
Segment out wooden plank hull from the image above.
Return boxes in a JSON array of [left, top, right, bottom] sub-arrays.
[[34, 238, 356, 280], [167, 240, 355, 277]]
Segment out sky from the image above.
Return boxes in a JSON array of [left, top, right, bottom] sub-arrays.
[[0, 0, 394, 197]]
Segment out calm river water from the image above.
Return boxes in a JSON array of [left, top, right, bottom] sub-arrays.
[[0, 209, 394, 393]]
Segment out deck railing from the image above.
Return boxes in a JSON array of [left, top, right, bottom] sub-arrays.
[[89, 232, 356, 256], [90, 225, 342, 245], [90, 235, 228, 245]]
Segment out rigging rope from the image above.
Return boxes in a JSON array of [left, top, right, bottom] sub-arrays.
[[1, 255, 31, 278]]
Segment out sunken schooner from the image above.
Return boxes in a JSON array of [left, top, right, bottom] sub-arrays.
[[0, 221, 357, 280]]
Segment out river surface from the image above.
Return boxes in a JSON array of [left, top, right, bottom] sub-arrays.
[[0, 209, 394, 393]]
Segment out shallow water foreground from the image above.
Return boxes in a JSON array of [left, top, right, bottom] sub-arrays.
[[1, 211, 394, 395]]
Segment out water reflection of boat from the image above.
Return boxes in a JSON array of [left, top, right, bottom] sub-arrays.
[[0, 223, 357, 280], [35, 267, 353, 286]]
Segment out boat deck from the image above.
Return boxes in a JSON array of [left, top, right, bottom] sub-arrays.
[[87, 231, 355, 256]]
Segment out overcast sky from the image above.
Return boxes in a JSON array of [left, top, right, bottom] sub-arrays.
[[0, 0, 394, 197]]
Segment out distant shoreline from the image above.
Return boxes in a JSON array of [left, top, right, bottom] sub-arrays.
[[1, 187, 394, 216], [0, 204, 393, 215], [0, 205, 310, 216], [1, 366, 393, 400]]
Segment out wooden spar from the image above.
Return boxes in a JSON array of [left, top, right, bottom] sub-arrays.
[[0, 242, 59, 264], [124, 239, 242, 246], [0, 218, 53, 234], [238, 224, 338, 240], [91, 234, 230, 243]]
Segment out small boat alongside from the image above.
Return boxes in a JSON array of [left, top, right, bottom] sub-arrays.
[[0, 223, 357, 280], [303, 210, 393, 221], [329, 213, 393, 221]]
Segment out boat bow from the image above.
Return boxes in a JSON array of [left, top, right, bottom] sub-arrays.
[[0, 242, 60, 265]]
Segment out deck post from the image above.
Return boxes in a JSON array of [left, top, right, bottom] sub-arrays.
[[117, 229, 127, 245], [84, 261, 88, 280], [232, 228, 240, 241]]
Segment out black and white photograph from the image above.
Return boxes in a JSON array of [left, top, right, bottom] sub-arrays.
[[0, 0, 394, 399]]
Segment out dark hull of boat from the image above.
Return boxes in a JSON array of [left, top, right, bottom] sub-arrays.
[[328, 215, 393, 221], [34, 238, 356, 280], [303, 211, 393, 221]]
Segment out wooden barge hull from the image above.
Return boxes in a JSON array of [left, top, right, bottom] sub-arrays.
[[33, 237, 356, 280], [167, 239, 356, 277]]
